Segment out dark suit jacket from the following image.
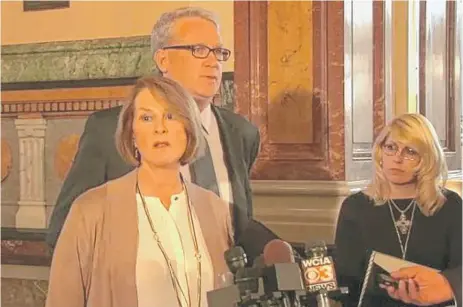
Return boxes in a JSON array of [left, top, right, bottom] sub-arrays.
[[47, 105, 260, 249]]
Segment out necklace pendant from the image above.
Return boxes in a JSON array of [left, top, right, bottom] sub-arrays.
[[395, 213, 411, 235]]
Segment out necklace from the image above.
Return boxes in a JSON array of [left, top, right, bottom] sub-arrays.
[[389, 199, 415, 235], [388, 199, 417, 259], [136, 179, 202, 307]]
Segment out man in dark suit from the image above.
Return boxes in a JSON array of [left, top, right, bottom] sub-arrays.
[[47, 7, 260, 249]]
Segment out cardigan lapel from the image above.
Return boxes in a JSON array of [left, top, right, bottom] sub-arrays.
[[185, 181, 229, 288], [105, 169, 139, 307]]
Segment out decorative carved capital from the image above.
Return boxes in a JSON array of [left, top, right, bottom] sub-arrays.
[[14, 118, 47, 138]]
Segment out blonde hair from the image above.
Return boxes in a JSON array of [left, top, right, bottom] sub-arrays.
[[115, 75, 205, 166], [366, 113, 448, 216]]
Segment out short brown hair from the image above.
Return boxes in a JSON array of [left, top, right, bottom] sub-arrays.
[[115, 75, 204, 166]]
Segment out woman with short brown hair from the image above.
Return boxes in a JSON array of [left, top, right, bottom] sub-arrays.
[[46, 76, 233, 307]]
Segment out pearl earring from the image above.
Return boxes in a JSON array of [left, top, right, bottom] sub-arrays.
[[134, 148, 140, 161], [133, 139, 140, 162]]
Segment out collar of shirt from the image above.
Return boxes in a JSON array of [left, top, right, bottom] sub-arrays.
[[200, 103, 213, 135], [138, 190, 186, 211]]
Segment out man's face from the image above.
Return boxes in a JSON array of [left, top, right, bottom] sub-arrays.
[[155, 17, 224, 104]]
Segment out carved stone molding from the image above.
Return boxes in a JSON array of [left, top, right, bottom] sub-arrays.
[[1, 36, 153, 83], [54, 134, 80, 180], [1, 139, 13, 182], [1, 99, 124, 118], [1, 73, 234, 118], [251, 179, 368, 196]]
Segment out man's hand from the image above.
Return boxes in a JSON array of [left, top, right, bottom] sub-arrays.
[[381, 266, 454, 306]]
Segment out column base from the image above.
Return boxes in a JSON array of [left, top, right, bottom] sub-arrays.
[[16, 201, 47, 229]]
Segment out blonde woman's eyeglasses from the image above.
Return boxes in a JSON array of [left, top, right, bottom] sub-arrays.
[[382, 143, 420, 161]]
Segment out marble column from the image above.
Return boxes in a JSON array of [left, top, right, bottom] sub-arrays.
[[14, 118, 47, 229]]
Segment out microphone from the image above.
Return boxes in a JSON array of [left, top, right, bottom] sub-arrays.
[[208, 245, 264, 307], [206, 284, 241, 307], [300, 241, 347, 307], [224, 246, 248, 274], [263, 239, 295, 265], [236, 220, 281, 265], [224, 246, 264, 301], [213, 240, 349, 307], [234, 266, 264, 299], [262, 239, 302, 291], [209, 240, 304, 307], [301, 242, 338, 293], [261, 239, 305, 307]]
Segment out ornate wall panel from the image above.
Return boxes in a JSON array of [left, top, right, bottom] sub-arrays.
[[344, 0, 387, 181], [420, 0, 462, 173], [235, 1, 345, 180]]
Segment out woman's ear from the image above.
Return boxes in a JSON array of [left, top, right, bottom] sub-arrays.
[[154, 49, 168, 74]]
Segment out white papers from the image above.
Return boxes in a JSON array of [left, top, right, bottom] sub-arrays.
[[372, 251, 440, 273]]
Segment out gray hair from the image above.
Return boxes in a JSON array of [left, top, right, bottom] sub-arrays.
[[150, 7, 220, 60]]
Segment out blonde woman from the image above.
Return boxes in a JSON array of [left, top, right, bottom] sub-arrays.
[[335, 113, 461, 307], [46, 76, 233, 307]]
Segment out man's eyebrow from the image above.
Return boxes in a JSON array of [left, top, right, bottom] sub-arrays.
[[197, 43, 225, 48]]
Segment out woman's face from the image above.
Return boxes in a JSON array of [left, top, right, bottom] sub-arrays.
[[381, 137, 421, 185], [132, 88, 187, 168]]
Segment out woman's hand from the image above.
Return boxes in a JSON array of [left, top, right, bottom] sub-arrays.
[[382, 266, 454, 306]]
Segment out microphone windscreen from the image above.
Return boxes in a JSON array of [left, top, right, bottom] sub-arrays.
[[263, 239, 295, 266], [224, 246, 247, 274], [236, 219, 280, 264], [305, 241, 337, 258], [305, 240, 327, 257]]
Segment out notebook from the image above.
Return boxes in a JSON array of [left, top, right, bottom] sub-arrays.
[[356, 251, 440, 307]]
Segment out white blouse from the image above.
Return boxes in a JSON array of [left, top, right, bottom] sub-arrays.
[[136, 190, 214, 307]]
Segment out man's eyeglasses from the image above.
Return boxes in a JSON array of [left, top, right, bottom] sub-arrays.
[[382, 143, 420, 161], [163, 44, 231, 62]]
